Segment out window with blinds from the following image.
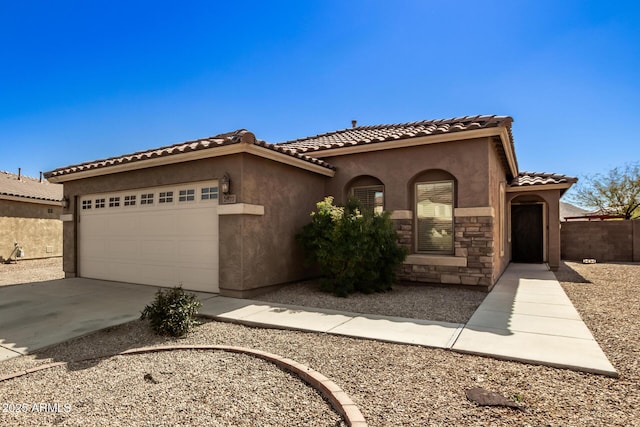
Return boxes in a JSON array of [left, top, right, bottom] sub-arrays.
[[351, 185, 384, 214], [416, 180, 454, 253]]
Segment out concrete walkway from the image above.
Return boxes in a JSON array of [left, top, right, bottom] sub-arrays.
[[0, 264, 617, 376], [198, 296, 465, 349], [198, 263, 617, 377], [451, 264, 617, 376]]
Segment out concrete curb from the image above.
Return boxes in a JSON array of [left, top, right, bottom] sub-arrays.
[[0, 345, 368, 427], [0, 361, 66, 382]]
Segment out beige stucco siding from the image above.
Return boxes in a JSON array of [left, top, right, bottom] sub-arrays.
[[488, 138, 510, 281], [0, 199, 62, 260], [230, 154, 327, 296], [322, 137, 492, 210]]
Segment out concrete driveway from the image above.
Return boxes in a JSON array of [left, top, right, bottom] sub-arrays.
[[0, 278, 169, 361]]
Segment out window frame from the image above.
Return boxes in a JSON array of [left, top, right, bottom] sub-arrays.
[[158, 191, 174, 204], [178, 189, 195, 202], [124, 195, 137, 206], [201, 186, 218, 201], [108, 196, 121, 208], [350, 184, 384, 214], [140, 193, 154, 206], [414, 179, 455, 255]]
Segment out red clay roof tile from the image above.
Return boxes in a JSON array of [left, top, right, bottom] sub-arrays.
[[44, 129, 335, 179], [510, 172, 578, 187], [275, 115, 513, 153]]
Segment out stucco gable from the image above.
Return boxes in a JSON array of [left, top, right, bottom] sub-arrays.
[[276, 115, 518, 178]]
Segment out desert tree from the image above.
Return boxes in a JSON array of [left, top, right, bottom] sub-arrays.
[[571, 162, 640, 219]]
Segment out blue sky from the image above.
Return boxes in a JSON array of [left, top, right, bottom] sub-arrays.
[[1, 1, 638, 196]]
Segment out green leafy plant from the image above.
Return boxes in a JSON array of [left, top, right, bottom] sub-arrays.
[[512, 393, 524, 403], [297, 196, 407, 297], [140, 287, 202, 336]]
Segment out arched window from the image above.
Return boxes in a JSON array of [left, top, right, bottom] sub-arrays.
[[414, 170, 456, 254], [347, 176, 384, 214]]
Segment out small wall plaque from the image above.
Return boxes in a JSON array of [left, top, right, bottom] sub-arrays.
[[222, 194, 237, 204]]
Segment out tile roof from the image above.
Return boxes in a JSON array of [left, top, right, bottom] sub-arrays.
[[44, 130, 335, 179], [276, 115, 514, 154], [510, 172, 578, 187], [0, 171, 63, 202]]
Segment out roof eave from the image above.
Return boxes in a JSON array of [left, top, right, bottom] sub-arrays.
[[45, 143, 335, 183], [499, 126, 518, 178], [0, 194, 64, 206], [507, 182, 575, 194], [295, 126, 519, 177]]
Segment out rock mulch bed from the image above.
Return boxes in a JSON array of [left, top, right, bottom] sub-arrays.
[[257, 280, 487, 324], [0, 258, 64, 286], [1, 261, 638, 425]]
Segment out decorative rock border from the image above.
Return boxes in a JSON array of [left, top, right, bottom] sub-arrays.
[[0, 345, 367, 427]]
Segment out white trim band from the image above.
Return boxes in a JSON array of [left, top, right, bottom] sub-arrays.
[[390, 210, 413, 220], [454, 207, 495, 217], [218, 203, 265, 216], [404, 254, 467, 267]]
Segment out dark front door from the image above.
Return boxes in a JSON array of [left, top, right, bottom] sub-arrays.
[[511, 204, 543, 263]]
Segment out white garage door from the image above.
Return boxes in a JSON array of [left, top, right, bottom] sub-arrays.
[[79, 180, 219, 293]]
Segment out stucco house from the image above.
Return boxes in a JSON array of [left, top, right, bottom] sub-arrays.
[[44, 115, 576, 297], [1, 170, 63, 262]]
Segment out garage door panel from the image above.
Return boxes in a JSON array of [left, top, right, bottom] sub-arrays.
[[135, 263, 178, 286], [139, 240, 175, 261], [79, 181, 219, 292], [177, 267, 218, 288], [82, 216, 107, 237], [83, 239, 106, 258], [105, 238, 139, 256], [141, 213, 176, 236], [176, 240, 217, 265], [177, 209, 217, 236], [81, 259, 108, 278], [107, 213, 140, 236]]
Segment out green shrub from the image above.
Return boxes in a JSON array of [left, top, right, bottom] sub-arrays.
[[297, 196, 408, 297], [140, 287, 202, 336]]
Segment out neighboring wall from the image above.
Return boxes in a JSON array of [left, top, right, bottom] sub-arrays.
[[0, 199, 62, 260], [561, 220, 640, 262]]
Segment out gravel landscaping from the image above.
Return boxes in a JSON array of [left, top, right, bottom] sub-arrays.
[[1, 261, 639, 426], [257, 280, 487, 324], [0, 258, 64, 286]]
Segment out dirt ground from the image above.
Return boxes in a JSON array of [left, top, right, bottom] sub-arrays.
[[0, 257, 64, 286]]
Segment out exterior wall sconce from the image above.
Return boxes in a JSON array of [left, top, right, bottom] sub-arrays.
[[221, 173, 231, 195], [62, 196, 69, 209]]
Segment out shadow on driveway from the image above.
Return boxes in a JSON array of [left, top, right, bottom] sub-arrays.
[[0, 278, 217, 369]]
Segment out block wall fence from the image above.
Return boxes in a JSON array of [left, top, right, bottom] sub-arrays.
[[561, 220, 640, 262]]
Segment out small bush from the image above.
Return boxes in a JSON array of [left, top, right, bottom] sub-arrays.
[[297, 197, 407, 297], [140, 287, 202, 336]]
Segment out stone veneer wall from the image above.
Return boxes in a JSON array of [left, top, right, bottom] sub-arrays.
[[394, 215, 495, 288]]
